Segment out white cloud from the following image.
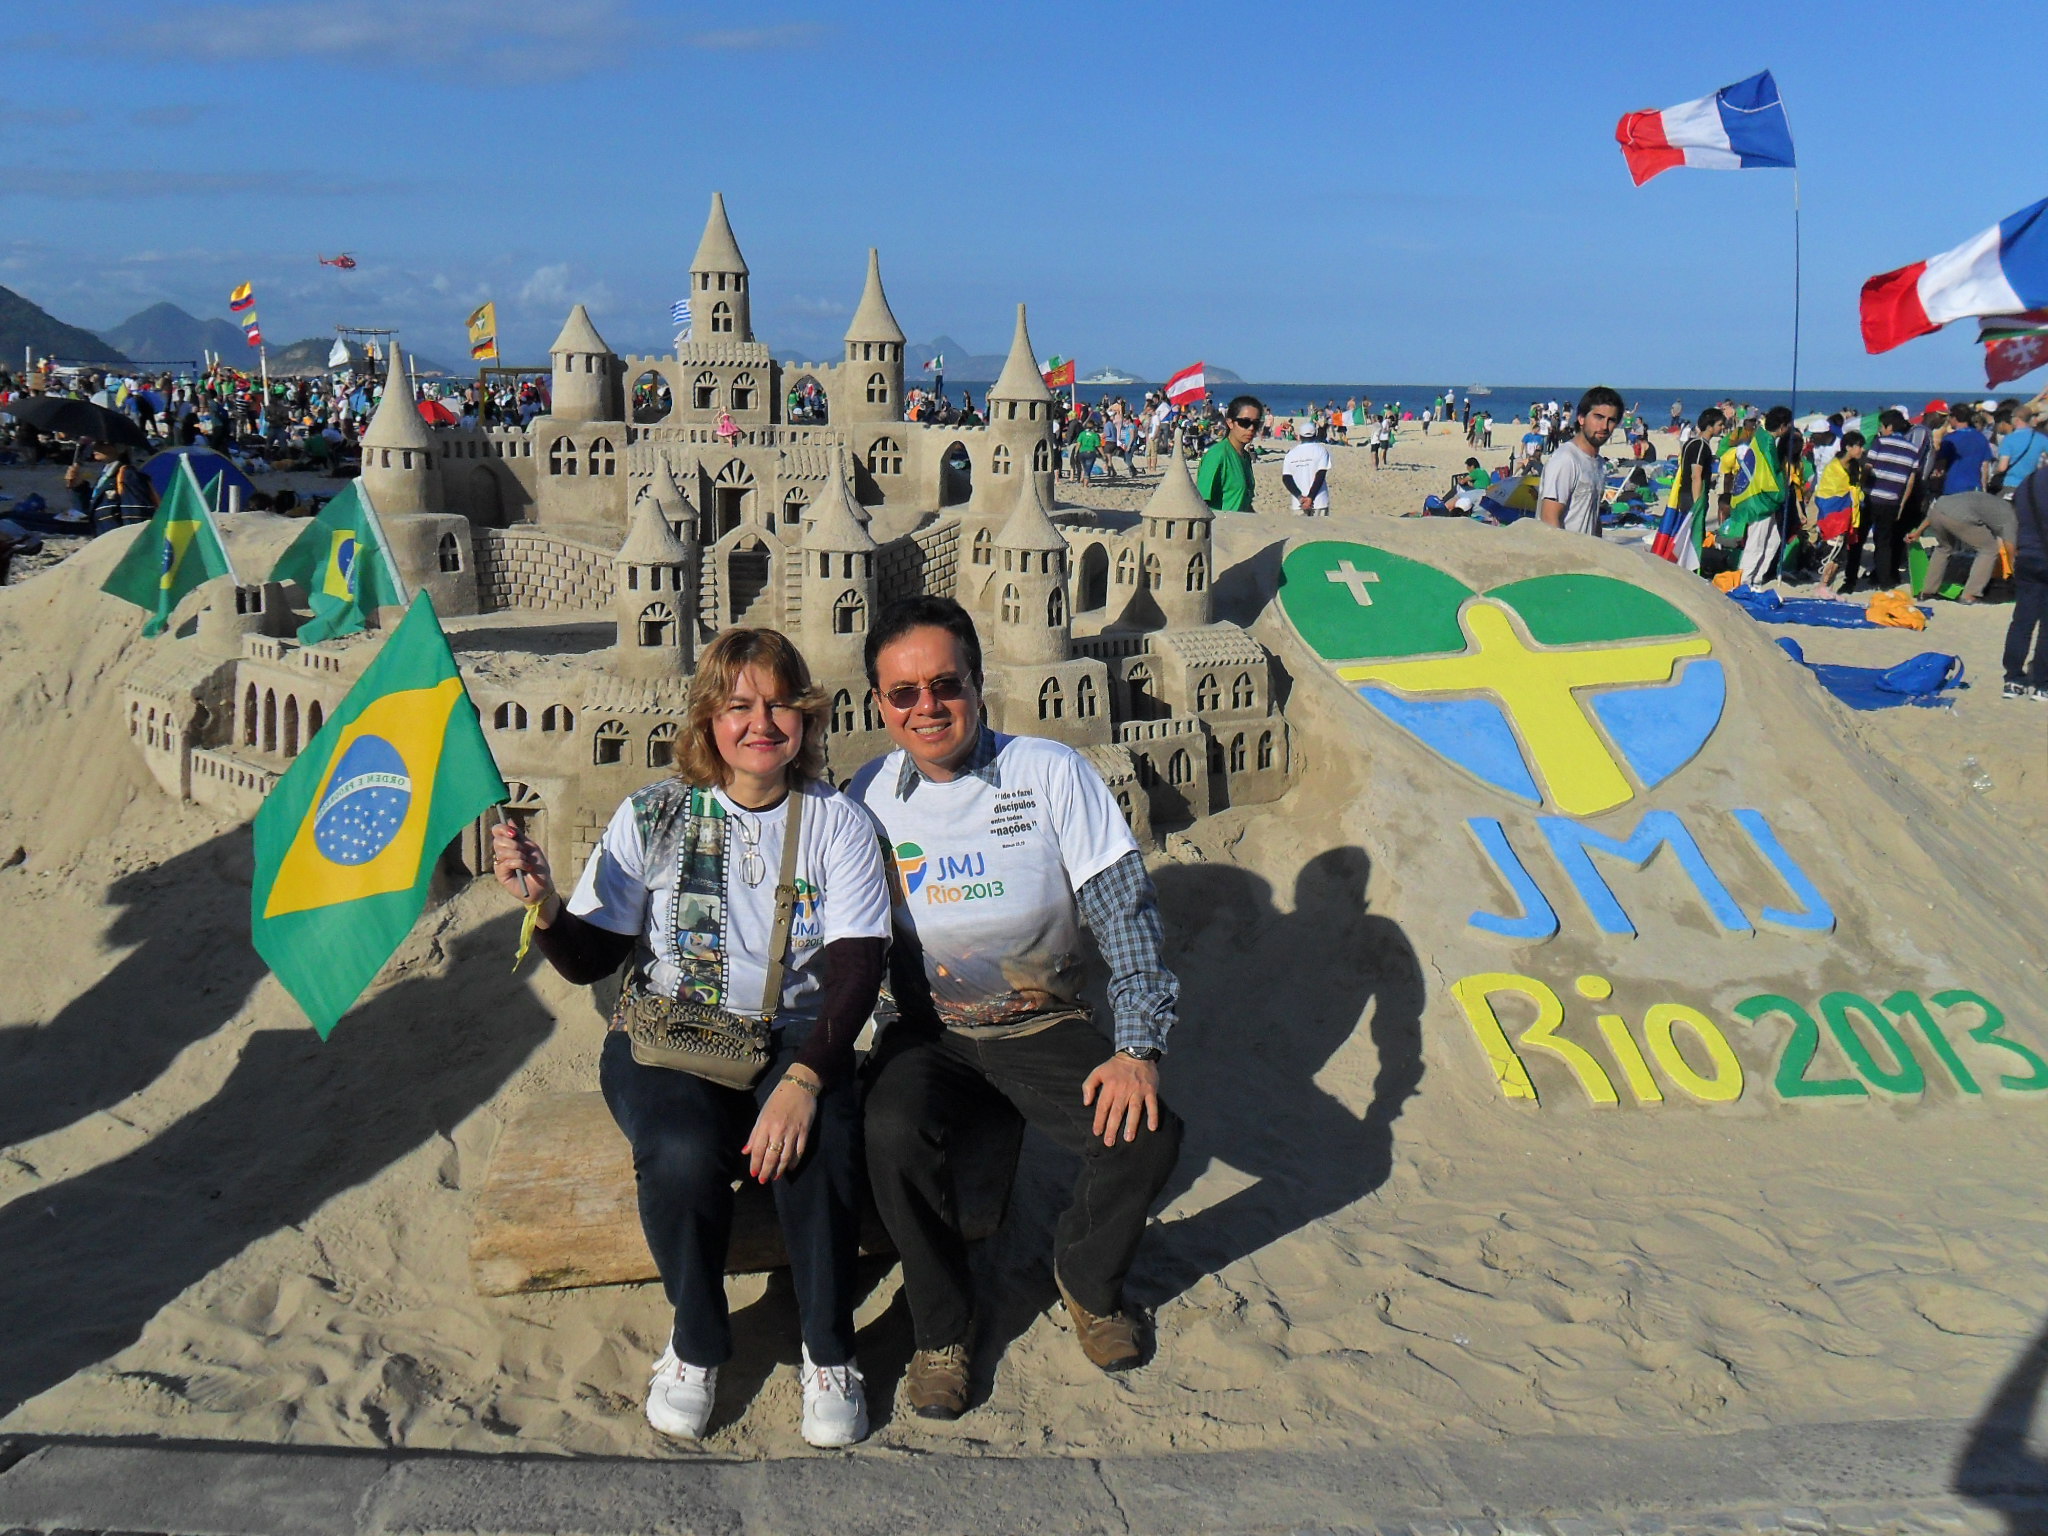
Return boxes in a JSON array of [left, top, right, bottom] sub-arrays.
[[94, 2, 825, 81], [517, 263, 573, 308]]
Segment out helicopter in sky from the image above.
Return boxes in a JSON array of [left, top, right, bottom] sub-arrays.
[[317, 253, 357, 269]]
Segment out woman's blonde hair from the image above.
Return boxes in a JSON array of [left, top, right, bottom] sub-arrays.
[[675, 627, 829, 789]]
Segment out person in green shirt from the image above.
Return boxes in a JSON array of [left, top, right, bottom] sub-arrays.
[[1197, 395, 1263, 512]]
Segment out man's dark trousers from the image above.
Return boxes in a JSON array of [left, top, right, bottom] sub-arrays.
[[2005, 575, 2048, 688], [864, 1017, 1183, 1349]]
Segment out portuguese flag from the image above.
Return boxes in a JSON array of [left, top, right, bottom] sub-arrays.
[[251, 592, 506, 1037], [99, 455, 235, 636]]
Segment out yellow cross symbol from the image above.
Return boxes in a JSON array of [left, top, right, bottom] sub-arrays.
[[1337, 600, 1710, 816]]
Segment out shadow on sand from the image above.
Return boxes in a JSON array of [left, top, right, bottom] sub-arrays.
[[1957, 1314, 2048, 1533], [0, 862, 551, 1419], [0, 834, 269, 1150], [946, 845, 1423, 1396]]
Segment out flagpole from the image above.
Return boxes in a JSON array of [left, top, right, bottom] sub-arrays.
[[1791, 167, 1803, 419]]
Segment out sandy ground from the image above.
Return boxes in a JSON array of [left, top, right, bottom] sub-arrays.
[[3, 432, 2047, 1463]]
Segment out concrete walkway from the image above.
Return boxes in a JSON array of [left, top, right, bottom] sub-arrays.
[[0, 1416, 2041, 1536]]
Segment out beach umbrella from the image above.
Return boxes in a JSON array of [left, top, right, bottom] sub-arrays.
[[1478, 472, 1541, 524], [0, 395, 148, 448], [417, 398, 458, 426], [143, 447, 256, 504]]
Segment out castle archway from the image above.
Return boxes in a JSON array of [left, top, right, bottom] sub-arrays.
[[632, 370, 673, 424], [786, 374, 828, 425], [727, 538, 772, 624], [714, 458, 755, 537], [939, 439, 973, 507], [1078, 542, 1109, 612]]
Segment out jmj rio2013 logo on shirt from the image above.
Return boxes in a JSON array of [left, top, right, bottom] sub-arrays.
[[893, 842, 1005, 904]]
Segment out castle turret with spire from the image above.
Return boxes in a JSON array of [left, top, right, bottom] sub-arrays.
[[985, 303, 1056, 509], [841, 248, 905, 426], [361, 346, 440, 517]]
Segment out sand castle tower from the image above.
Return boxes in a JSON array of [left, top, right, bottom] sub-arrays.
[[612, 484, 693, 678], [360, 346, 441, 517], [985, 303, 1057, 509], [800, 446, 880, 679], [841, 248, 905, 426], [548, 303, 622, 424], [689, 192, 752, 343], [991, 471, 1070, 667], [1141, 440, 1215, 629]]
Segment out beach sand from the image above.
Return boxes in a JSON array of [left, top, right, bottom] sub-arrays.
[[3, 436, 2046, 1462]]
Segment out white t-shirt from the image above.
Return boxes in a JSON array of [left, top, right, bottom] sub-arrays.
[[1281, 440, 1333, 509], [1538, 438, 1607, 537], [849, 732, 1138, 1030], [569, 779, 891, 1022]]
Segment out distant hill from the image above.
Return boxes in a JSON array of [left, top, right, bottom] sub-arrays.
[[0, 285, 128, 367], [97, 302, 246, 367], [906, 335, 1007, 381], [265, 336, 453, 378]]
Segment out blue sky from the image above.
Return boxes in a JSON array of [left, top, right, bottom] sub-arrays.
[[9, 2, 2048, 391]]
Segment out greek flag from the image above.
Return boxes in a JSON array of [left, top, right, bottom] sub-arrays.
[[670, 298, 691, 327]]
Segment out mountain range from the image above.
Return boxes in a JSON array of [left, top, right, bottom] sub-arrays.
[[904, 336, 1242, 387], [97, 302, 249, 365], [0, 285, 129, 368]]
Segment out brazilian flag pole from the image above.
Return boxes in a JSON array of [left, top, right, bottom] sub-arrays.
[[99, 454, 238, 636], [265, 480, 411, 645], [251, 591, 507, 1037]]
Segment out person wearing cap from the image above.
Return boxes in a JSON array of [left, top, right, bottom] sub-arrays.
[[1197, 395, 1263, 512], [1281, 417, 1333, 515]]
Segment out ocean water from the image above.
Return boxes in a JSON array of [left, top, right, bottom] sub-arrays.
[[944, 380, 1999, 422]]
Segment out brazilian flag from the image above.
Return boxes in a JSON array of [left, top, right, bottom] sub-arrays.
[[267, 482, 407, 644], [99, 456, 234, 636], [251, 592, 506, 1037]]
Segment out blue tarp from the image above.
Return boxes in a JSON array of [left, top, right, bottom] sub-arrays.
[[1776, 637, 1965, 710], [143, 448, 256, 504], [1728, 586, 1933, 629]]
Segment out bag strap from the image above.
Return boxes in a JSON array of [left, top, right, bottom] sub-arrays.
[[758, 786, 805, 1018]]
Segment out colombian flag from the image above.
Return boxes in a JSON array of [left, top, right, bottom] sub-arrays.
[[229, 282, 255, 312], [1813, 455, 1861, 541], [98, 455, 234, 635], [251, 592, 506, 1037], [265, 481, 407, 643]]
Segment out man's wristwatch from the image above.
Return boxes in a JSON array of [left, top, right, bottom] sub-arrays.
[[1118, 1046, 1162, 1063]]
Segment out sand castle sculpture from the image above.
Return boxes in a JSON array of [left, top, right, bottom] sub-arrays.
[[120, 193, 1293, 881]]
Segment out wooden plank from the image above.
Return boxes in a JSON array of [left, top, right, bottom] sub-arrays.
[[469, 1090, 1021, 1297]]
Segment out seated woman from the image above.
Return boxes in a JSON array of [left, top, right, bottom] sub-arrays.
[[490, 628, 890, 1448]]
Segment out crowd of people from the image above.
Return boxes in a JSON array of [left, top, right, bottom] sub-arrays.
[[1515, 386, 2046, 701]]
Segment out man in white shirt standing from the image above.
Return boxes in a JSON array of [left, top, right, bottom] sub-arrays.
[[1538, 386, 1622, 538], [1281, 418, 1333, 515], [852, 597, 1183, 1422]]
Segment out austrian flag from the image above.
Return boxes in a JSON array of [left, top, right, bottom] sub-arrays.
[[1164, 361, 1206, 405], [1614, 71, 1796, 187]]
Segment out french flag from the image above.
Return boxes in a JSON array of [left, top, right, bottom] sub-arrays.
[[1860, 199, 2048, 353], [1615, 71, 1795, 187]]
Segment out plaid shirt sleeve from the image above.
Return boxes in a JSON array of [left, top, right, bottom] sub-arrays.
[[1076, 850, 1179, 1056]]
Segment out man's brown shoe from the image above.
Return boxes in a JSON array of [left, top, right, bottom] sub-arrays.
[[1055, 1271, 1145, 1372], [904, 1344, 971, 1420]]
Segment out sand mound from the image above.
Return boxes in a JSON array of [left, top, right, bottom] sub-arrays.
[[4, 500, 2047, 1459]]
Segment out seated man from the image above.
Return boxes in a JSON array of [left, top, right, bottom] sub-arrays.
[[852, 596, 1184, 1421]]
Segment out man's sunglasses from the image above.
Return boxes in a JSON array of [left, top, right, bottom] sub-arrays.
[[880, 676, 970, 711]]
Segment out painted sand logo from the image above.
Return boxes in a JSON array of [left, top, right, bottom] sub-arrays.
[[1279, 541, 1724, 816]]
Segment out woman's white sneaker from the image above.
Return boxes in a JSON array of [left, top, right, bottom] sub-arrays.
[[646, 1344, 717, 1439], [799, 1347, 869, 1448]]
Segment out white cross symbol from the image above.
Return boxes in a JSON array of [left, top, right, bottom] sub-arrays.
[[1326, 559, 1382, 606]]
